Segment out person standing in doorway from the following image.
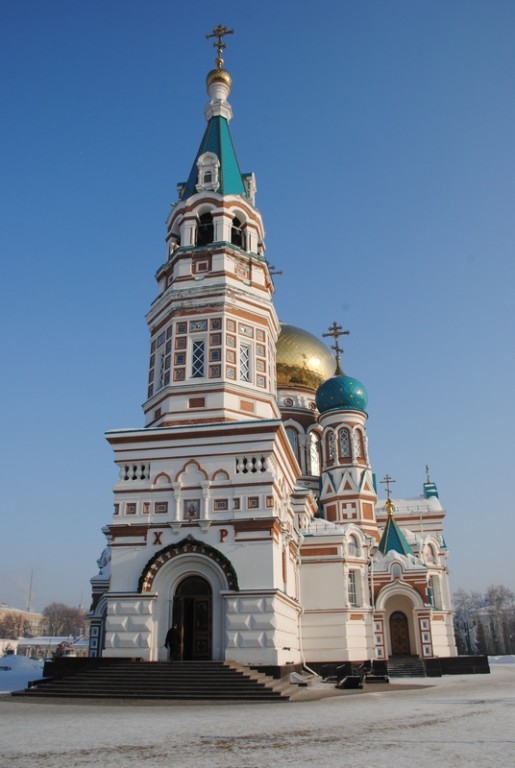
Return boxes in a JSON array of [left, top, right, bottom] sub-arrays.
[[164, 624, 181, 661]]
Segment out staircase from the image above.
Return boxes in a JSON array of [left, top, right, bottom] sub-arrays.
[[386, 656, 427, 678], [12, 660, 295, 702]]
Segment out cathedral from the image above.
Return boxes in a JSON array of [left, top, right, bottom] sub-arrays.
[[88, 27, 457, 671]]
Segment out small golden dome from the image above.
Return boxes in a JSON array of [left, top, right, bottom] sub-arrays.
[[276, 324, 336, 390], [206, 67, 232, 89]]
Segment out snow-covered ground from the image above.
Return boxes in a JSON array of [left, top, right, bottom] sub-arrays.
[[0, 654, 44, 694], [1, 658, 514, 767]]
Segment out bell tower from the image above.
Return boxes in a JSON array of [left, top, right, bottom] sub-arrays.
[[91, 28, 312, 666], [144, 25, 279, 428]]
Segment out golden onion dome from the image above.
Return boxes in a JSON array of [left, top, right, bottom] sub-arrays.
[[206, 67, 232, 89], [276, 324, 336, 390]]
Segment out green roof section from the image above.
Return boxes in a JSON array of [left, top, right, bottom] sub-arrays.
[[378, 514, 414, 557], [180, 115, 246, 200]]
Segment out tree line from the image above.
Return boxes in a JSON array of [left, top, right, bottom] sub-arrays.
[[0, 602, 86, 640], [453, 585, 515, 656]]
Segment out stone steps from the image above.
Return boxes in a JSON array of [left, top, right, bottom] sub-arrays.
[[12, 660, 293, 702], [386, 656, 427, 678]]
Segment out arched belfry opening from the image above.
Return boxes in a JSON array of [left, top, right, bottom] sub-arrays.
[[197, 212, 214, 246], [172, 575, 212, 660], [231, 215, 244, 248]]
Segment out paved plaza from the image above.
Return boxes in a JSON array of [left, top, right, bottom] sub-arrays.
[[1, 664, 514, 767]]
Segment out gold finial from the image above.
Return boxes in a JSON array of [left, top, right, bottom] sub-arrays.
[[206, 24, 235, 70], [381, 474, 396, 517], [322, 321, 350, 375]]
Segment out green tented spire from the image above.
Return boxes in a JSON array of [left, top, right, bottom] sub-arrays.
[[378, 498, 414, 556], [179, 24, 247, 202], [180, 116, 246, 200]]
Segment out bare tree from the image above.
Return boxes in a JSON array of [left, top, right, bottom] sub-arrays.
[[42, 603, 86, 637], [453, 585, 515, 655], [483, 585, 515, 654], [453, 588, 482, 654], [0, 613, 31, 639]]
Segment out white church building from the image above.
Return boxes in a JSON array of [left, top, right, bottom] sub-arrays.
[[88, 27, 457, 672]]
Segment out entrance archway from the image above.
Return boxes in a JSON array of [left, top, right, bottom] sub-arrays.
[[172, 575, 212, 660], [390, 611, 411, 655]]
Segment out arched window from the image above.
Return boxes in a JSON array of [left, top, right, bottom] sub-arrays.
[[425, 543, 437, 564], [353, 429, 365, 459], [391, 564, 402, 580], [326, 431, 336, 465], [167, 223, 181, 252], [286, 428, 299, 461], [309, 432, 321, 475], [339, 428, 351, 458], [196, 152, 219, 193], [197, 213, 214, 246], [347, 535, 359, 557], [231, 216, 244, 248]]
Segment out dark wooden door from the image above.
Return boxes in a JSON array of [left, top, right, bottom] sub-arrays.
[[173, 576, 212, 660], [390, 611, 410, 655]]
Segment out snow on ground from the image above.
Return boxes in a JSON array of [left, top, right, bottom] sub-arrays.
[[0, 654, 44, 694], [1, 661, 515, 768]]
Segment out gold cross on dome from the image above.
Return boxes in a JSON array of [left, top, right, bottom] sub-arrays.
[[206, 24, 235, 68], [381, 474, 396, 517], [322, 321, 350, 374]]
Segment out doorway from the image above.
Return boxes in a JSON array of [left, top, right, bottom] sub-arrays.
[[172, 575, 212, 660], [390, 611, 411, 655]]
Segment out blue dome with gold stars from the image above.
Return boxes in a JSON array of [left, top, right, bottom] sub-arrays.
[[315, 374, 368, 414]]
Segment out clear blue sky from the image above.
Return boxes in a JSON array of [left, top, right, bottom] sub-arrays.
[[1, 1, 514, 612]]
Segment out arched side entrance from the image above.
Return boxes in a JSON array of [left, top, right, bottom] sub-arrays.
[[389, 611, 410, 655], [375, 583, 425, 659], [172, 575, 212, 660], [144, 538, 238, 662]]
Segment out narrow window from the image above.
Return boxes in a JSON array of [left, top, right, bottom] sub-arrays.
[[339, 428, 351, 458], [192, 340, 205, 378], [348, 570, 358, 607], [157, 354, 165, 390], [353, 430, 365, 459], [286, 428, 299, 460], [239, 344, 251, 381], [327, 431, 336, 464], [428, 576, 441, 609], [309, 432, 321, 475]]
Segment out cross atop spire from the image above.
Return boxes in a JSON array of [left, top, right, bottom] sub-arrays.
[[381, 474, 396, 498], [206, 24, 235, 69], [322, 322, 349, 375], [380, 474, 396, 517]]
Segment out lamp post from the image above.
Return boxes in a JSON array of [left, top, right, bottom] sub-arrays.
[[367, 537, 378, 610]]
